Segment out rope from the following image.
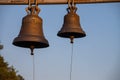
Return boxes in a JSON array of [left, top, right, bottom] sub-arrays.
[[32, 54, 35, 80], [35, 0, 38, 6], [28, 0, 31, 8], [68, 0, 75, 8], [68, 0, 71, 8], [70, 43, 74, 80], [72, 0, 75, 7]]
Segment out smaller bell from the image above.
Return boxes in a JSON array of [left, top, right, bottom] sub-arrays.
[[57, 6, 86, 43], [13, 6, 49, 55]]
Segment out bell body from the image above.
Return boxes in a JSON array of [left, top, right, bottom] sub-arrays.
[[13, 13, 49, 48], [57, 9, 86, 38]]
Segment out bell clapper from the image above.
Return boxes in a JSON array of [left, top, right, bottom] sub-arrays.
[[70, 36, 74, 44], [30, 46, 34, 55]]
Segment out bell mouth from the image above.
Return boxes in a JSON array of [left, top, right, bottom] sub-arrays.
[[57, 32, 86, 38], [13, 36, 49, 48], [13, 41, 49, 48]]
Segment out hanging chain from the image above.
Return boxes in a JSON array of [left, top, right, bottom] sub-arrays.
[[70, 43, 74, 80], [28, 0, 31, 8], [26, 0, 40, 15], [72, 0, 75, 8], [28, 0, 38, 7], [26, 0, 31, 14], [68, 0, 76, 8], [34, 0, 40, 15], [68, 0, 71, 8], [35, 0, 38, 6], [67, 0, 77, 14]]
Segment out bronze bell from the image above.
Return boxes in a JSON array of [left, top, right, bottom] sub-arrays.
[[57, 6, 86, 43], [13, 6, 49, 55]]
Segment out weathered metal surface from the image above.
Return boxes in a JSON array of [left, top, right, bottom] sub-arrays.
[[0, 0, 120, 5], [13, 6, 49, 55], [57, 6, 86, 43]]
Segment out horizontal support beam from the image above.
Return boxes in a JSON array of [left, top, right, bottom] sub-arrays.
[[0, 0, 120, 5]]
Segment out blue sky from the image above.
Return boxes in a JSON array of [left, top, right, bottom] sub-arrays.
[[0, 2, 120, 80]]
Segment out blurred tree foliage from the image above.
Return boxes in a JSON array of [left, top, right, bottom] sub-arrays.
[[0, 55, 24, 80]]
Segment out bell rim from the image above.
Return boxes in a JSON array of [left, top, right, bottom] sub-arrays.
[[57, 32, 86, 38], [13, 41, 49, 48], [13, 36, 49, 48]]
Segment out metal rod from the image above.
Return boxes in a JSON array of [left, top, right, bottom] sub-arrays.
[[0, 0, 120, 5]]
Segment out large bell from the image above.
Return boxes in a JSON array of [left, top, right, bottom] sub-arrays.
[[57, 7, 86, 43], [13, 6, 49, 55]]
